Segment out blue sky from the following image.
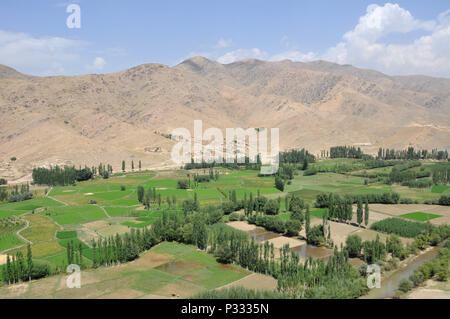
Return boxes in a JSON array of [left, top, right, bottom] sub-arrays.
[[1, 0, 450, 77]]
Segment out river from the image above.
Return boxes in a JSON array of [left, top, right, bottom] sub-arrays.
[[245, 226, 440, 299], [361, 246, 439, 299]]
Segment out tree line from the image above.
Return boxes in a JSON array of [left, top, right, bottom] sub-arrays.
[[1, 244, 50, 285], [0, 183, 32, 203], [377, 147, 448, 161]]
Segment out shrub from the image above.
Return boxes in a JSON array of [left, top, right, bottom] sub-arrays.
[[8, 192, 33, 202], [303, 168, 318, 176], [88, 199, 97, 204], [221, 201, 236, 215], [274, 176, 284, 191], [215, 245, 234, 264], [263, 199, 280, 215], [307, 225, 325, 245], [398, 279, 413, 293], [120, 185, 126, 191], [177, 180, 189, 189], [0, 178, 7, 185], [438, 196, 450, 206], [346, 235, 362, 258], [285, 220, 302, 237], [30, 261, 50, 280], [229, 212, 240, 222]]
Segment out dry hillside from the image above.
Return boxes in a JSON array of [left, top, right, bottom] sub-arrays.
[[1, 56, 449, 181]]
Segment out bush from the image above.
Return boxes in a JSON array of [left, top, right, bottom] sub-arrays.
[[221, 201, 236, 215], [438, 196, 450, 206], [254, 215, 286, 234], [229, 212, 240, 222], [88, 199, 97, 204], [398, 279, 413, 293], [0, 178, 7, 185], [120, 185, 126, 191], [307, 225, 325, 245], [303, 168, 318, 176], [346, 235, 362, 258], [274, 176, 284, 191], [177, 180, 189, 189], [263, 199, 280, 215], [285, 220, 302, 237], [8, 192, 33, 202], [399, 198, 414, 204], [30, 261, 50, 280], [215, 245, 234, 264]]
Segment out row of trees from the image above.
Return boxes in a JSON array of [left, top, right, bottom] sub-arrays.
[[0, 183, 33, 203], [183, 156, 262, 171], [330, 146, 365, 159], [314, 193, 370, 226], [137, 186, 178, 210], [208, 223, 365, 299], [315, 192, 400, 207], [121, 160, 142, 172], [347, 224, 450, 267], [32, 165, 93, 186], [377, 147, 448, 161], [432, 166, 450, 185], [279, 149, 315, 164], [1, 244, 49, 285]]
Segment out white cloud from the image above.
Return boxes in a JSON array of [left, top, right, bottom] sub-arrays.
[[88, 57, 106, 71], [217, 48, 269, 64], [323, 3, 450, 77], [214, 38, 233, 49], [270, 50, 317, 62], [217, 48, 316, 64], [0, 29, 83, 75], [215, 3, 450, 77]]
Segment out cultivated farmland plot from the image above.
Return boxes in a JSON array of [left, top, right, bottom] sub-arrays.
[[0, 159, 449, 299]]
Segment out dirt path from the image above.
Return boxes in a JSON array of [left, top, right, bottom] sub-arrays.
[[1, 217, 32, 253], [47, 195, 69, 206], [15, 218, 31, 244], [96, 205, 111, 218]]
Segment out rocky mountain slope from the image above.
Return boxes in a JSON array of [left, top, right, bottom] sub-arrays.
[[1, 57, 449, 181]]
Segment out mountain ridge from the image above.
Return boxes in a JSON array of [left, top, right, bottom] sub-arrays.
[[1, 57, 449, 181]]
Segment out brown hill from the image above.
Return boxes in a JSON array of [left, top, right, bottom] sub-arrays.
[[1, 58, 449, 181]]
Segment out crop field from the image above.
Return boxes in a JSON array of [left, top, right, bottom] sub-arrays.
[[0, 158, 449, 299], [0, 242, 251, 298], [431, 185, 450, 193], [0, 234, 25, 251], [400, 212, 442, 221], [45, 205, 108, 225], [20, 214, 59, 242]]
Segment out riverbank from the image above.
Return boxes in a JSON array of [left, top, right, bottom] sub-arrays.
[[361, 246, 440, 299]]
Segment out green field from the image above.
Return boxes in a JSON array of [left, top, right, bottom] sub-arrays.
[[20, 214, 58, 242], [0, 241, 251, 298], [0, 234, 25, 251], [148, 242, 250, 290], [400, 212, 442, 221], [0, 159, 449, 299], [431, 185, 450, 193], [45, 205, 107, 225], [56, 230, 77, 239]]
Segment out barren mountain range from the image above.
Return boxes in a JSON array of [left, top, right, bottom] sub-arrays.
[[1, 56, 450, 182]]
